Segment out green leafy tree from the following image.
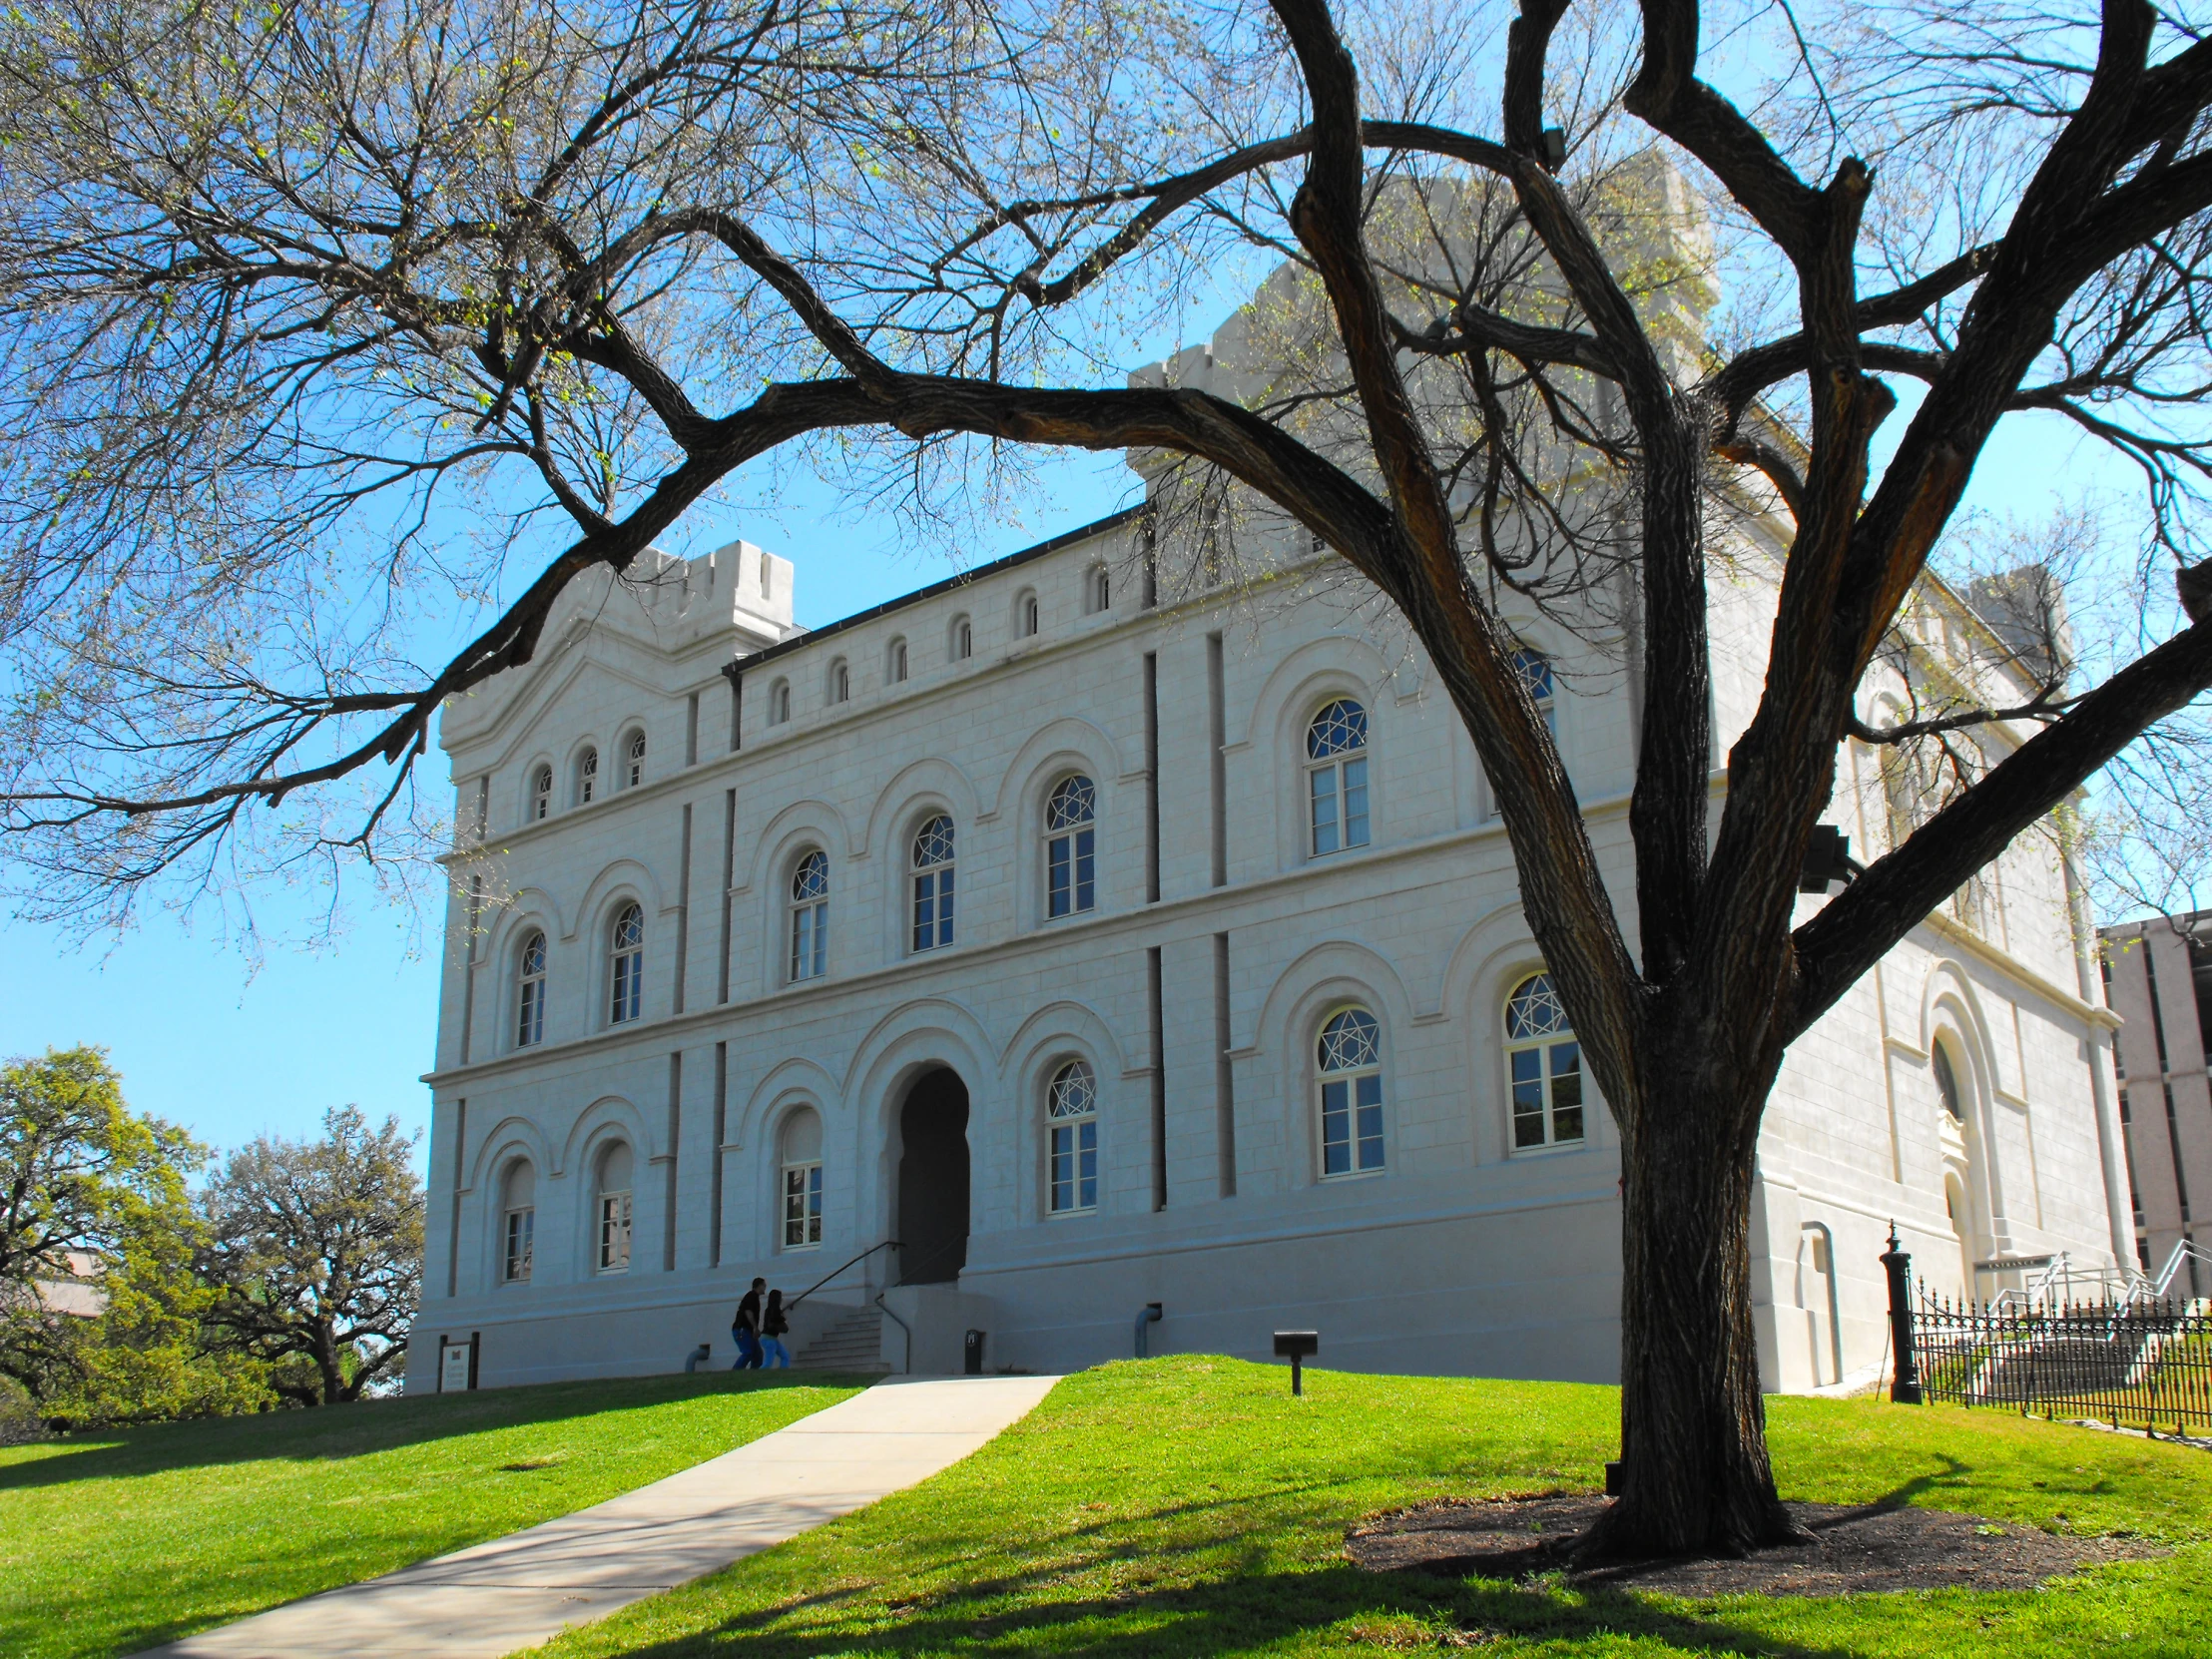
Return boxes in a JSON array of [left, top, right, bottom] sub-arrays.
[[200, 1107, 424, 1406], [0, 1046, 259, 1425]]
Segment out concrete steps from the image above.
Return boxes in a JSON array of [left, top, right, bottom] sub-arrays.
[[795, 1306, 888, 1373]]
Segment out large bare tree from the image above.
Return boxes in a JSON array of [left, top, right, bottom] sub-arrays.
[[5, 0, 2212, 1551]]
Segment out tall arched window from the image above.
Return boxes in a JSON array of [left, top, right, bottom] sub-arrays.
[[1047, 1059, 1098, 1214], [781, 1108, 824, 1249], [516, 931, 547, 1048], [501, 1161, 536, 1284], [831, 660, 850, 703], [1512, 647, 1556, 735], [575, 747, 599, 806], [1044, 775, 1097, 918], [623, 729, 646, 789], [911, 816, 956, 951], [1306, 699, 1371, 856], [1934, 1040, 1965, 1122], [609, 902, 644, 1024], [596, 1143, 633, 1274], [1016, 591, 1039, 638], [1317, 1007, 1385, 1176], [789, 849, 829, 981], [770, 680, 792, 725], [952, 616, 973, 660], [530, 765, 552, 822], [1089, 566, 1111, 613], [1506, 972, 1583, 1151], [889, 638, 908, 683]]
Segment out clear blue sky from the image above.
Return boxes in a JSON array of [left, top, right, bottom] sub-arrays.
[[0, 316, 2140, 1172]]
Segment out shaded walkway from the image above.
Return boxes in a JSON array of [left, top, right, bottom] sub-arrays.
[[135, 1373, 1059, 1659]]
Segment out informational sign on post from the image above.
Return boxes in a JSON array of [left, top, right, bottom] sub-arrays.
[[439, 1336, 475, 1393]]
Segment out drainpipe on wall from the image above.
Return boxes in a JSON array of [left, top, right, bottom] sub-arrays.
[[1134, 1303, 1162, 1359]]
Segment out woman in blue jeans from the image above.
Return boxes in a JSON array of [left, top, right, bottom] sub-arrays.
[[759, 1289, 792, 1369]]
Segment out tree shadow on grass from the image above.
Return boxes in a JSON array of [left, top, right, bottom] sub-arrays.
[[586, 1559, 1870, 1659], [0, 1371, 871, 1494]]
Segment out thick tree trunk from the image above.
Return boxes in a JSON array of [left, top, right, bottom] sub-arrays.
[[1582, 1065, 1806, 1558]]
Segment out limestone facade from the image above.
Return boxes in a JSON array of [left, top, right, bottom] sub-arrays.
[[406, 500, 2131, 1393]]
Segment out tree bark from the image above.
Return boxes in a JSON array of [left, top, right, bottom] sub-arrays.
[[1584, 1030, 1805, 1558]]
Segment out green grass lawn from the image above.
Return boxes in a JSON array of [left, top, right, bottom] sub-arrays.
[[0, 1371, 865, 1659], [534, 1357, 2212, 1659]]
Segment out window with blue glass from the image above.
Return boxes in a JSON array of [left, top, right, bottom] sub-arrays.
[[789, 849, 829, 981], [1512, 647, 1556, 735], [516, 930, 547, 1047], [608, 903, 644, 1023], [1044, 775, 1096, 918], [911, 816, 956, 951], [1506, 972, 1583, 1150], [1306, 699, 1370, 856], [1317, 1007, 1385, 1176], [1047, 1059, 1098, 1213]]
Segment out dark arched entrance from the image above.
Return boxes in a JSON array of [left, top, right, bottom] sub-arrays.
[[895, 1067, 969, 1285]]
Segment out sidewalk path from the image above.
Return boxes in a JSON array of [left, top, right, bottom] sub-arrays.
[[136, 1373, 1060, 1659]]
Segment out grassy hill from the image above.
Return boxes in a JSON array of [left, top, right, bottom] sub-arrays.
[[6, 1359, 2208, 1659], [0, 1371, 863, 1659], [534, 1358, 2212, 1659]]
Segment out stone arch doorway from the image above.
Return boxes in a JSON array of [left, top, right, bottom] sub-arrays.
[[895, 1067, 969, 1285]]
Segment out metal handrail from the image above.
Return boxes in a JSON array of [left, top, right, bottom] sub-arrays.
[[788, 1239, 900, 1310]]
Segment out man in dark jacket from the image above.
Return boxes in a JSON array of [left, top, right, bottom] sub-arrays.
[[731, 1278, 766, 1370]]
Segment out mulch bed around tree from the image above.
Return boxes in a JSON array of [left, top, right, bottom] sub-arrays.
[[1345, 1494, 2164, 1596]]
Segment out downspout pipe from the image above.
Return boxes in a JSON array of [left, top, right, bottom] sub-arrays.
[[1134, 1302, 1162, 1359]]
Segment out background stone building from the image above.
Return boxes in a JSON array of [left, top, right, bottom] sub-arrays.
[[2100, 910, 2212, 1297]]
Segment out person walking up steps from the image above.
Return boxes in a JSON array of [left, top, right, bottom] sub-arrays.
[[731, 1278, 765, 1370], [760, 1289, 792, 1369]]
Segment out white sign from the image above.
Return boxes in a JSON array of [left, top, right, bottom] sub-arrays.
[[440, 1339, 472, 1392]]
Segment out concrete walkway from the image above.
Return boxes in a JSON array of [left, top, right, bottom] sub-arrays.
[[137, 1373, 1060, 1659]]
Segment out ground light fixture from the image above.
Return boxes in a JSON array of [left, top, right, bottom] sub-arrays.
[[1274, 1330, 1319, 1394]]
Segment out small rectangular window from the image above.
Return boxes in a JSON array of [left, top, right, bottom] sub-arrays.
[[1049, 1121, 1097, 1212], [504, 1207, 535, 1282], [783, 1163, 824, 1247], [598, 1192, 633, 1272]]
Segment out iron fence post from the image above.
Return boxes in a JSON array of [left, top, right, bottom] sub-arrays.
[[1882, 1223, 1923, 1404]]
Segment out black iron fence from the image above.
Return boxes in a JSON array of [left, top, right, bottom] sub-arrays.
[[1908, 1289, 2212, 1433]]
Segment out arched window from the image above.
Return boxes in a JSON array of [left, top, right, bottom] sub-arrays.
[[1506, 972, 1583, 1151], [770, 680, 792, 725], [516, 931, 547, 1048], [530, 765, 552, 822], [575, 747, 599, 806], [781, 1108, 824, 1249], [889, 638, 908, 683], [1512, 646, 1556, 735], [1047, 1059, 1098, 1214], [1934, 1040, 1965, 1122], [911, 815, 956, 951], [1317, 1007, 1385, 1176], [1089, 566, 1111, 613], [501, 1161, 536, 1284], [1305, 699, 1371, 856], [596, 1142, 633, 1274], [1044, 775, 1097, 918], [831, 660, 850, 704], [609, 902, 644, 1024], [623, 729, 646, 789], [789, 849, 829, 981], [951, 615, 973, 661], [1018, 591, 1039, 638]]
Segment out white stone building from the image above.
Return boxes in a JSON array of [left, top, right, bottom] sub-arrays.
[[404, 425, 2135, 1394]]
